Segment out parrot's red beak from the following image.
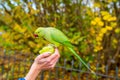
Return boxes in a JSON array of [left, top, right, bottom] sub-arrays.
[[34, 34, 38, 38]]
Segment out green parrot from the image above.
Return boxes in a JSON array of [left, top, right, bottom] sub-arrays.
[[34, 27, 95, 75]]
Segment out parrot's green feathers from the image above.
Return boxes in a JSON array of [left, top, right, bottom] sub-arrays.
[[39, 44, 55, 54], [50, 28, 74, 48]]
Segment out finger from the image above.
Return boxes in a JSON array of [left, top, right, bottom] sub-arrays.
[[41, 65, 55, 70], [38, 53, 59, 64], [37, 57, 57, 64], [37, 58, 46, 64], [37, 48, 60, 65], [54, 48, 59, 54], [37, 52, 51, 59], [47, 48, 60, 61], [51, 57, 59, 64], [38, 60, 54, 70], [44, 56, 59, 70], [53, 48, 60, 58], [47, 59, 58, 70], [35, 52, 50, 62], [50, 57, 59, 67], [46, 54, 58, 63], [37, 55, 57, 64]]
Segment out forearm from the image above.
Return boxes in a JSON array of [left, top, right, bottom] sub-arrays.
[[25, 63, 41, 80]]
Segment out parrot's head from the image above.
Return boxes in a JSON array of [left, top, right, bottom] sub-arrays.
[[34, 27, 45, 38]]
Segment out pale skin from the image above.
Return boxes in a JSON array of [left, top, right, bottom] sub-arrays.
[[25, 48, 60, 80]]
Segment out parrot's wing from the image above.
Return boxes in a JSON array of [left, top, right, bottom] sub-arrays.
[[50, 29, 74, 48]]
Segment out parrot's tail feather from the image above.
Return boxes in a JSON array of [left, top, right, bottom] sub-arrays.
[[68, 47, 96, 75]]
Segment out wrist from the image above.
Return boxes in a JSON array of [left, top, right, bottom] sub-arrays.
[[25, 63, 41, 80], [32, 62, 42, 71]]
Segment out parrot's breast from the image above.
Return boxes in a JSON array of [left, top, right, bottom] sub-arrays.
[[44, 29, 60, 46]]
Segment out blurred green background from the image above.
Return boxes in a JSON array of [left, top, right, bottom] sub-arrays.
[[0, 0, 120, 79]]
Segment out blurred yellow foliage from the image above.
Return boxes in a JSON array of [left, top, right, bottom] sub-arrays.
[[28, 41, 36, 48], [105, 26, 113, 31], [2, 32, 10, 39], [101, 11, 116, 22], [91, 17, 104, 27], [108, 16, 117, 21], [90, 27, 95, 35], [13, 23, 27, 33], [96, 36, 102, 42], [101, 11, 110, 16], [14, 34, 22, 40], [113, 0, 117, 2], [103, 15, 112, 21], [18, 39, 24, 43], [98, 33, 104, 37], [113, 38, 118, 44], [90, 10, 118, 53], [94, 3, 101, 8], [107, 0, 113, 3], [94, 46, 103, 52], [101, 65, 105, 73], [98, 21, 104, 27], [107, 0, 117, 3], [111, 22, 117, 28], [115, 28, 120, 33], [50, 22, 56, 27], [94, 17, 101, 22], [91, 21, 96, 25], [100, 28, 107, 34]]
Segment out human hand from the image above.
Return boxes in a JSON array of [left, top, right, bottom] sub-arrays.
[[25, 48, 60, 80], [34, 48, 60, 70]]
